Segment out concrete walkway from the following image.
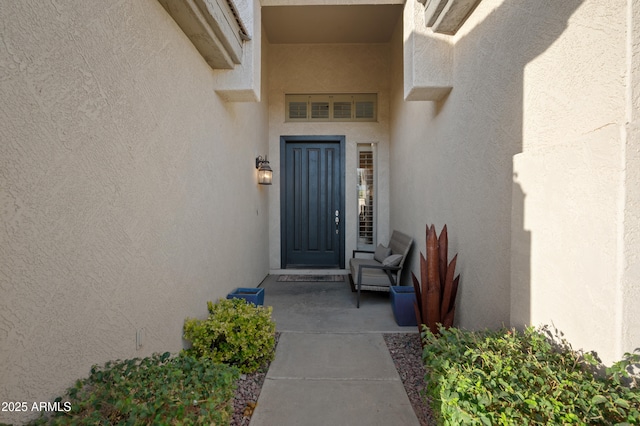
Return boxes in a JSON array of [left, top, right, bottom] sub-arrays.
[[249, 275, 420, 426]]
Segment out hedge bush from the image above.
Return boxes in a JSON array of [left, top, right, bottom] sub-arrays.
[[183, 298, 276, 373], [29, 353, 239, 425], [422, 326, 640, 425]]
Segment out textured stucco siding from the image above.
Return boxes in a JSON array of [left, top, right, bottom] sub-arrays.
[[623, 0, 640, 364], [267, 43, 392, 270], [390, 0, 636, 363], [403, 0, 453, 100], [0, 1, 269, 423], [508, 0, 627, 364]]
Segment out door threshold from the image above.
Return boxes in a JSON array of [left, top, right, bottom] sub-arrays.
[[270, 269, 348, 276]]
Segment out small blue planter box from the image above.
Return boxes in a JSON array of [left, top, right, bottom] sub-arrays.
[[390, 286, 417, 326], [227, 287, 265, 306]]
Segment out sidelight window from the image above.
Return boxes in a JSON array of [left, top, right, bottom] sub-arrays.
[[357, 144, 376, 250]]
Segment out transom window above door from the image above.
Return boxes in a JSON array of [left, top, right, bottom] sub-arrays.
[[285, 94, 377, 122]]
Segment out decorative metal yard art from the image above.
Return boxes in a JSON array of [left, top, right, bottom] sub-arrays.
[[412, 224, 460, 336]]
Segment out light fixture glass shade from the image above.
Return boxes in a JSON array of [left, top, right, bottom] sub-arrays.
[[257, 163, 273, 185]]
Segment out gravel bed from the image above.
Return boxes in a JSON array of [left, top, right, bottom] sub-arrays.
[[231, 369, 267, 426], [230, 332, 280, 426], [230, 332, 434, 425]]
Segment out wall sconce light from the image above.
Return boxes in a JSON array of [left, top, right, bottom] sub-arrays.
[[255, 156, 273, 185]]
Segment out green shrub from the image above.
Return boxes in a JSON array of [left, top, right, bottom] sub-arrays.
[[183, 298, 276, 373], [421, 326, 640, 425], [29, 352, 239, 425]]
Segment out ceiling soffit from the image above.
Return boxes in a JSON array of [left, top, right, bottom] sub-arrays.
[[262, 4, 403, 44]]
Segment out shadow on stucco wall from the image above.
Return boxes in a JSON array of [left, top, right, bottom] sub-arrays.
[[393, 0, 585, 330], [452, 0, 585, 328]]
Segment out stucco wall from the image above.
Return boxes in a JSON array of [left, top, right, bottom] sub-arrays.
[[622, 0, 640, 362], [508, 0, 627, 364], [390, 0, 636, 364], [0, 1, 269, 423], [390, 0, 519, 328], [267, 43, 391, 270]]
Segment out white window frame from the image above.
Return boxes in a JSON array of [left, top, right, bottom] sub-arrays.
[[356, 143, 377, 250]]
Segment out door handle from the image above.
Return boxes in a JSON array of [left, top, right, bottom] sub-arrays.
[[335, 210, 339, 234]]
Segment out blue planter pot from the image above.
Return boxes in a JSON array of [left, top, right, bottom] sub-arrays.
[[227, 287, 265, 306], [390, 286, 417, 326]]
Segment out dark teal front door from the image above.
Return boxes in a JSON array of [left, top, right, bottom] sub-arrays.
[[281, 136, 345, 269]]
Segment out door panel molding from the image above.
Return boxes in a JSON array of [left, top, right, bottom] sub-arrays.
[[280, 135, 345, 269]]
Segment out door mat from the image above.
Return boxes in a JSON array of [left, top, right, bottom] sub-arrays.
[[277, 275, 345, 282]]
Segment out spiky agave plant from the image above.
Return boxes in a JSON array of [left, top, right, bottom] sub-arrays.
[[412, 224, 460, 336]]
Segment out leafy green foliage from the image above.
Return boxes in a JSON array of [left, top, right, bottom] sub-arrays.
[[421, 326, 640, 425], [183, 298, 276, 373], [29, 352, 239, 425]]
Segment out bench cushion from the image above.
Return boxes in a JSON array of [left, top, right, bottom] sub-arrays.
[[349, 258, 396, 289], [382, 254, 403, 267]]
